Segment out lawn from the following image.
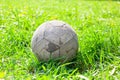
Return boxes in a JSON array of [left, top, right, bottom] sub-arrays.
[[0, 0, 120, 80]]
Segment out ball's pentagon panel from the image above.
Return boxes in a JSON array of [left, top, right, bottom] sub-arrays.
[[31, 20, 78, 62]]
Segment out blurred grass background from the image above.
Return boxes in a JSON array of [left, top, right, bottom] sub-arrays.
[[0, 0, 120, 80]]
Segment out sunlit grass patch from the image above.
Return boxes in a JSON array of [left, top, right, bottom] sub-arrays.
[[0, 0, 120, 79]]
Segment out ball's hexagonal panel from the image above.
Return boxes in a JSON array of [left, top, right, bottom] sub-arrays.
[[51, 49, 60, 59], [39, 49, 50, 61], [50, 27, 66, 37], [31, 20, 79, 62], [59, 38, 78, 61], [60, 32, 73, 44], [32, 39, 49, 55], [31, 22, 50, 48], [65, 49, 76, 61], [31, 27, 44, 49], [44, 33, 60, 46]]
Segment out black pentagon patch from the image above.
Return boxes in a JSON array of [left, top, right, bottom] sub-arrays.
[[46, 42, 59, 53]]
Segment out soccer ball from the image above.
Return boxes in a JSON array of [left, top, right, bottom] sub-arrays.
[[31, 20, 78, 62]]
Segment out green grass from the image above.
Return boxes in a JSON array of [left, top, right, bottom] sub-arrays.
[[0, 0, 120, 80]]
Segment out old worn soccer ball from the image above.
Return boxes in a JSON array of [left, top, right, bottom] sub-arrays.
[[31, 20, 78, 62]]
